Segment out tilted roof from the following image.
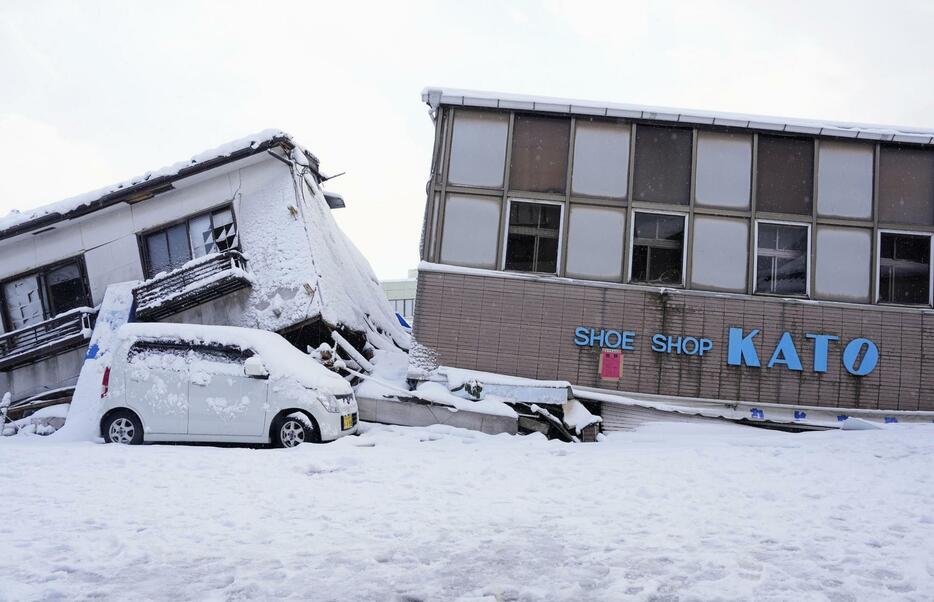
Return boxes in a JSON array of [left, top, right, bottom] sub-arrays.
[[422, 87, 934, 146], [0, 130, 324, 242]]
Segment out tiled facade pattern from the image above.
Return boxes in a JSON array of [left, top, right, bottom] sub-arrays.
[[414, 270, 934, 412]]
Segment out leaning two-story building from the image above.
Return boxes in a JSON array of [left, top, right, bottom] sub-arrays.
[[414, 88, 934, 428], [0, 130, 407, 407]]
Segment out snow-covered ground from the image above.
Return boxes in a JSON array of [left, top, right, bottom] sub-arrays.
[[1, 422, 933, 601]]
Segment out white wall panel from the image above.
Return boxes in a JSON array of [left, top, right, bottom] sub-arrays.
[[440, 194, 501, 268], [447, 111, 508, 188], [33, 224, 83, 266], [565, 205, 625, 280], [571, 121, 630, 198], [814, 226, 871, 302], [0, 238, 37, 280], [691, 216, 748, 291], [817, 141, 874, 219], [695, 132, 752, 209], [81, 205, 135, 250], [84, 234, 144, 305]]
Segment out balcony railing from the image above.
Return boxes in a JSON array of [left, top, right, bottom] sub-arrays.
[[133, 250, 253, 321], [0, 308, 97, 371]]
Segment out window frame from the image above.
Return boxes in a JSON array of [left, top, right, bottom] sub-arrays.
[[627, 209, 689, 287], [138, 203, 239, 279], [875, 228, 934, 307], [752, 219, 812, 298], [0, 255, 92, 332], [500, 198, 566, 275]]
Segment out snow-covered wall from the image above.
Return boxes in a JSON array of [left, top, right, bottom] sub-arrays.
[[0, 133, 408, 403]]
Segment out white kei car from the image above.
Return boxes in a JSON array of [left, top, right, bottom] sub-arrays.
[[99, 323, 358, 447]]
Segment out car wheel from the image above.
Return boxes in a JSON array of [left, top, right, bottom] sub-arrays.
[[274, 414, 312, 448], [104, 411, 143, 445]]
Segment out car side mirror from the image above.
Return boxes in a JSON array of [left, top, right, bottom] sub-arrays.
[[244, 356, 269, 379]]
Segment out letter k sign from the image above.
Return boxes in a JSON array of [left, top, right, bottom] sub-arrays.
[[727, 328, 760, 367]]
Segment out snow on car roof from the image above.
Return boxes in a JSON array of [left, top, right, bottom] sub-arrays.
[[422, 87, 934, 144], [117, 322, 352, 395]]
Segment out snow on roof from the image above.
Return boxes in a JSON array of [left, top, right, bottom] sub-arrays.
[[117, 322, 352, 395], [0, 129, 318, 239], [290, 152, 411, 350], [422, 87, 934, 145]]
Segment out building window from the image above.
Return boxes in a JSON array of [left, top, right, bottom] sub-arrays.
[[509, 115, 571, 194], [440, 194, 501, 269], [504, 201, 562, 274], [756, 135, 814, 215], [571, 119, 630, 198], [632, 125, 692, 205], [755, 222, 809, 295], [447, 110, 509, 188], [630, 212, 686, 285], [389, 298, 415, 317], [1, 258, 91, 331], [879, 232, 931, 305], [878, 146, 934, 226], [143, 206, 238, 278]]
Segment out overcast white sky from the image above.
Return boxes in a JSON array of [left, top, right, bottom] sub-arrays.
[[2, 1, 933, 278]]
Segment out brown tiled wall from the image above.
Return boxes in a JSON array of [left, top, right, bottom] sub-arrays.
[[414, 270, 934, 412]]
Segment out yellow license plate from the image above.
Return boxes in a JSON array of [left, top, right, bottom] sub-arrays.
[[342, 415, 353, 429]]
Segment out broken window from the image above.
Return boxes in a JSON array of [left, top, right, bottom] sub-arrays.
[[630, 212, 685, 285], [879, 232, 930, 305], [504, 201, 562, 273], [143, 206, 239, 277], [1, 259, 90, 330], [755, 222, 808, 295]]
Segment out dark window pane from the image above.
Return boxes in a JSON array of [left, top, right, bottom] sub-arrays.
[[878, 146, 934, 226], [146, 223, 193, 277], [46, 263, 87, 315], [632, 125, 692, 205], [537, 236, 559, 273], [879, 233, 930, 304], [755, 223, 808, 294], [166, 223, 191, 269], [509, 116, 570, 193], [145, 232, 171, 275], [504, 201, 561, 273], [756, 136, 814, 215], [505, 233, 536, 271], [649, 246, 683, 283], [631, 212, 684, 284], [631, 245, 649, 282]]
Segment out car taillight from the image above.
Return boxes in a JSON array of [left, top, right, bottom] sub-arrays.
[[101, 366, 111, 398]]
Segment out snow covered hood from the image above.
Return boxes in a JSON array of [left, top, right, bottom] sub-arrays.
[[422, 87, 934, 145], [0, 129, 318, 241], [117, 323, 352, 396]]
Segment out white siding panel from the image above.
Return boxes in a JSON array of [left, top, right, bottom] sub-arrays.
[[447, 110, 509, 188], [0, 238, 37, 280], [690, 216, 748, 292], [571, 121, 630, 198], [84, 234, 144, 305], [440, 194, 500, 268], [814, 226, 872, 302], [817, 141, 874, 220], [695, 132, 752, 209], [565, 205, 625, 280], [81, 205, 135, 250], [33, 224, 83, 266]]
